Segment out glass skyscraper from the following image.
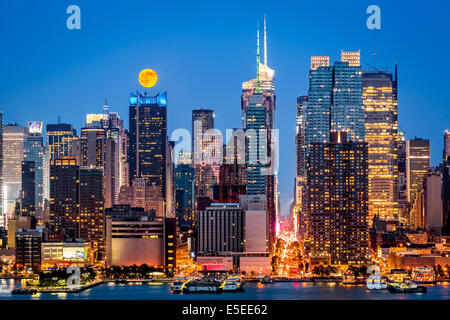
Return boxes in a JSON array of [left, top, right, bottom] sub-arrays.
[[363, 68, 399, 221], [128, 91, 168, 199]]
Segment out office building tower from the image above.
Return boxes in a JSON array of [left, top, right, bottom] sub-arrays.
[[46, 123, 78, 161], [217, 136, 246, 204], [444, 130, 450, 161], [21, 161, 36, 216], [3, 124, 29, 221], [406, 138, 430, 204], [104, 110, 129, 191], [128, 91, 167, 200], [306, 51, 364, 148], [362, 68, 399, 221], [192, 109, 219, 200], [425, 172, 442, 234], [49, 157, 80, 239], [397, 129, 408, 220], [197, 203, 245, 254], [443, 158, 450, 235], [175, 165, 195, 224], [79, 167, 105, 259], [24, 121, 50, 222], [306, 131, 369, 265], [0, 111, 3, 227], [15, 230, 42, 271], [241, 19, 277, 254], [118, 178, 164, 217], [49, 157, 105, 259]]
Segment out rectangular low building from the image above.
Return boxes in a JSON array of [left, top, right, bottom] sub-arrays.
[[41, 241, 92, 269], [105, 216, 176, 269]]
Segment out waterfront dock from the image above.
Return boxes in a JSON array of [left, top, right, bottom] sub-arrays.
[[12, 280, 104, 294]]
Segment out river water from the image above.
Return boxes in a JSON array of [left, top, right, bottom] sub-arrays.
[[1, 279, 449, 300]]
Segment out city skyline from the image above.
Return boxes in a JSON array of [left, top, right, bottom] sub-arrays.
[[2, 0, 450, 217]]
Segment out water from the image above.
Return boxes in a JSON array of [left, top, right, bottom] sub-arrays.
[[1, 279, 450, 300]]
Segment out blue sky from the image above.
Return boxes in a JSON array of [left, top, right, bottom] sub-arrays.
[[1, 0, 449, 215]]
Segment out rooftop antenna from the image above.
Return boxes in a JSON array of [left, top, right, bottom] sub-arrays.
[[264, 14, 267, 66], [103, 98, 109, 115], [256, 20, 261, 93]]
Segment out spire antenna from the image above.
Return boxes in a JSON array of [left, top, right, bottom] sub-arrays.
[[264, 13, 267, 66], [256, 20, 261, 93]]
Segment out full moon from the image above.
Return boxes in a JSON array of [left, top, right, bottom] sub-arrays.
[[138, 69, 158, 88]]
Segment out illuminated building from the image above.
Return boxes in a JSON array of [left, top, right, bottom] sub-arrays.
[[443, 133, 450, 235], [46, 123, 78, 162], [80, 116, 118, 209], [49, 157, 79, 239], [444, 130, 450, 160], [175, 165, 195, 224], [15, 229, 42, 271], [21, 161, 36, 216], [397, 129, 408, 220], [49, 157, 105, 260], [7, 213, 36, 249], [306, 131, 369, 265], [105, 215, 176, 270], [41, 241, 92, 268], [197, 203, 245, 254], [3, 124, 29, 222], [79, 167, 104, 260], [409, 171, 442, 232], [118, 178, 164, 216], [0, 111, 3, 227], [406, 138, 430, 204], [362, 69, 399, 221], [128, 91, 168, 204], [196, 198, 270, 273], [241, 18, 277, 254], [192, 108, 219, 201], [218, 135, 246, 204], [23, 121, 50, 222]]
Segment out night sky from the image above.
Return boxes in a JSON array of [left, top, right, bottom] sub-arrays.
[[1, 0, 449, 215]]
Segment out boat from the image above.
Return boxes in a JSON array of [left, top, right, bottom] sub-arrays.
[[387, 280, 427, 293], [366, 274, 387, 290], [171, 279, 185, 293], [223, 276, 245, 292], [411, 267, 436, 284], [260, 276, 273, 284], [388, 269, 409, 283], [342, 271, 357, 284], [12, 288, 37, 295]]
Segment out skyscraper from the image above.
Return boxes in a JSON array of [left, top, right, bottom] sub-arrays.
[[46, 123, 78, 162], [0, 111, 3, 227], [49, 156, 104, 259], [175, 165, 195, 224], [298, 51, 365, 241], [362, 68, 399, 221], [49, 157, 79, 240], [3, 124, 29, 222], [128, 91, 168, 200], [192, 109, 221, 201], [305, 51, 364, 148], [24, 121, 49, 222], [241, 18, 277, 253], [21, 161, 36, 216], [444, 130, 450, 161], [406, 138, 430, 204], [306, 131, 369, 265]]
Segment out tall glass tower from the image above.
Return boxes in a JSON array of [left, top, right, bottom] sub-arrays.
[[128, 91, 168, 199], [241, 17, 277, 253], [363, 68, 399, 222]]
